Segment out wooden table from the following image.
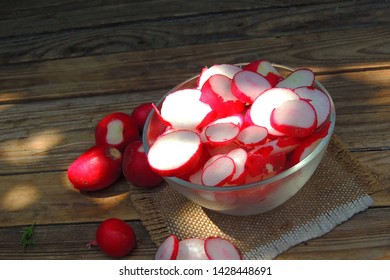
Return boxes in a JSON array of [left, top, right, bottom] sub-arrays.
[[0, 0, 389, 260]]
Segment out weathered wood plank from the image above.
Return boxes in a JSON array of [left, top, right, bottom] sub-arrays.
[[0, 221, 156, 260], [0, 172, 140, 227], [0, 207, 388, 259], [0, 27, 389, 104], [1, 1, 388, 64], [0, 0, 361, 38]]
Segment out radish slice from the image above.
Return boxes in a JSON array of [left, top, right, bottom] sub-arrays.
[[236, 125, 268, 148], [290, 121, 331, 166], [205, 122, 240, 146], [276, 69, 315, 89], [210, 113, 244, 128], [250, 88, 299, 136], [204, 237, 242, 260], [270, 99, 317, 138], [200, 74, 245, 117], [160, 89, 215, 130], [188, 167, 204, 185], [294, 86, 331, 128], [243, 60, 281, 87], [197, 64, 242, 89], [176, 238, 208, 260], [147, 130, 202, 177], [155, 235, 179, 260], [201, 156, 235, 186], [232, 70, 272, 103], [261, 136, 300, 156], [226, 148, 248, 185]]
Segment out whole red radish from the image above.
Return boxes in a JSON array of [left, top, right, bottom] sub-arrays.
[[67, 145, 122, 191], [95, 112, 139, 152], [95, 218, 137, 258], [122, 140, 163, 188], [131, 103, 154, 132]]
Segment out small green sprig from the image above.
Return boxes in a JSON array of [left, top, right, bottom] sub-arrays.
[[21, 223, 35, 250]]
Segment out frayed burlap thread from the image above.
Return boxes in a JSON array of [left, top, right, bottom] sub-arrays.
[[129, 135, 381, 259]]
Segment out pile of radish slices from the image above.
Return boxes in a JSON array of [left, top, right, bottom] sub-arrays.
[[155, 235, 242, 260], [148, 60, 332, 186]]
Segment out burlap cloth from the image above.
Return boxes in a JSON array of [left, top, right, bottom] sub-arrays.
[[129, 135, 382, 259]]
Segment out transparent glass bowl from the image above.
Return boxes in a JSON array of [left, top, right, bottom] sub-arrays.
[[143, 64, 336, 216]]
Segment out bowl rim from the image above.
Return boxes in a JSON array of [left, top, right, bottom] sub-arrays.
[[142, 63, 336, 192]]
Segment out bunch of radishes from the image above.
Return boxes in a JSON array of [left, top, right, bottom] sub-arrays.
[[155, 235, 242, 260], [67, 103, 164, 258], [67, 103, 164, 191], [147, 60, 332, 186]]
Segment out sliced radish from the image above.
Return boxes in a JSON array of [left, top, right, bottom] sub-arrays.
[[294, 86, 331, 128], [155, 235, 179, 260], [160, 89, 216, 130], [226, 148, 248, 185], [204, 237, 242, 260], [197, 64, 242, 89], [276, 69, 315, 89], [147, 130, 202, 177], [250, 88, 299, 136], [188, 167, 204, 185], [290, 121, 331, 166], [201, 156, 235, 186], [205, 122, 240, 146], [200, 74, 245, 117], [210, 113, 244, 128], [232, 70, 272, 103], [236, 125, 268, 148], [176, 238, 208, 260], [262, 136, 300, 156], [270, 99, 317, 138], [206, 141, 240, 157], [243, 60, 281, 87]]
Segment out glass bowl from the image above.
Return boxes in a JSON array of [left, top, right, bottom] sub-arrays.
[[143, 64, 336, 216]]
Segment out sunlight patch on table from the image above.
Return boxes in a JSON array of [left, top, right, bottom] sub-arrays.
[[1, 184, 41, 211]]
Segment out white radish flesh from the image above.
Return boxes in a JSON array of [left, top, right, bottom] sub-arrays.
[[276, 69, 315, 89], [243, 60, 281, 86], [160, 89, 214, 130], [270, 99, 317, 138], [250, 88, 299, 136], [147, 130, 202, 177], [226, 148, 248, 185], [236, 125, 268, 148], [197, 64, 242, 89], [155, 235, 179, 260], [205, 122, 240, 146], [232, 70, 272, 103], [201, 156, 235, 186], [204, 237, 242, 260], [176, 238, 208, 260], [294, 86, 331, 128]]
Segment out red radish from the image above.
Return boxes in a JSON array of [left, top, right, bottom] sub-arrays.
[[203, 153, 225, 170], [188, 167, 204, 185], [160, 89, 215, 130], [206, 141, 240, 157], [94, 218, 137, 258], [270, 99, 317, 138], [236, 125, 268, 148], [276, 69, 315, 89], [201, 156, 235, 186], [131, 102, 154, 132], [231, 70, 272, 103], [250, 88, 299, 136], [67, 145, 122, 191], [243, 60, 281, 86], [122, 140, 163, 188], [262, 136, 300, 155], [95, 112, 140, 152], [176, 238, 208, 260], [155, 235, 179, 260], [205, 122, 240, 146], [226, 148, 248, 185], [147, 130, 203, 177], [212, 113, 244, 128], [200, 74, 245, 117], [290, 121, 331, 166], [197, 64, 242, 89], [294, 86, 331, 128], [204, 237, 242, 260]]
